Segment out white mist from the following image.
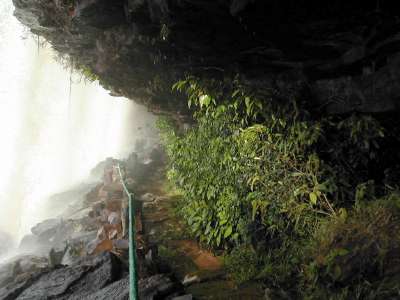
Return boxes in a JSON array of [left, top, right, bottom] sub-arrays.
[[0, 0, 157, 249]]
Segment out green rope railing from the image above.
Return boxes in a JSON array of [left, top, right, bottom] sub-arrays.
[[117, 164, 138, 300]]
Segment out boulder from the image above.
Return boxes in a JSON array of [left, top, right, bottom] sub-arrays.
[[72, 0, 126, 29], [0, 255, 49, 298], [18, 234, 40, 253], [80, 276, 129, 300], [172, 295, 193, 300], [15, 252, 124, 299], [139, 193, 156, 202], [31, 218, 61, 238], [139, 274, 181, 300], [108, 212, 121, 225]]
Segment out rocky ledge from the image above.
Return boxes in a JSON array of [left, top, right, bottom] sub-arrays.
[[12, 0, 400, 116], [0, 251, 184, 300], [0, 145, 190, 299]]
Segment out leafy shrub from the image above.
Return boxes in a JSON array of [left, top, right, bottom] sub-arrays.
[[304, 193, 400, 299], [158, 77, 400, 298], [158, 104, 332, 249], [159, 79, 340, 248], [318, 115, 386, 206], [224, 246, 259, 285]]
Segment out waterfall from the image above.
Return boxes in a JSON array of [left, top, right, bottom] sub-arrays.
[[0, 0, 157, 252]]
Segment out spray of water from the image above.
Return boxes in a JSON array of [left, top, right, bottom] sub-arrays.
[[0, 1, 158, 255]]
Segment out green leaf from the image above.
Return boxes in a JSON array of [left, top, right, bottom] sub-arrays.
[[199, 94, 212, 108], [216, 233, 222, 246], [245, 96, 251, 108], [224, 226, 233, 238], [309, 192, 318, 205], [232, 89, 241, 98], [245, 97, 252, 116], [338, 208, 347, 220], [172, 80, 186, 91], [292, 172, 303, 177], [332, 265, 342, 280]]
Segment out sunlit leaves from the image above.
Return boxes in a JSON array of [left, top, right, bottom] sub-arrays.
[[309, 192, 318, 205], [159, 81, 336, 248], [162, 77, 391, 252], [199, 94, 213, 108], [224, 226, 233, 238]]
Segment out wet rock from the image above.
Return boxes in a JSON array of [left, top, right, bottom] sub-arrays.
[[48, 247, 66, 268], [25, 215, 98, 257], [81, 276, 129, 300], [60, 246, 76, 266], [126, 152, 139, 171], [68, 207, 92, 220], [230, 0, 253, 16], [18, 234, 40, 253], [182, 274, 200, 286], [90, 158, 120, 181], [108, 212, 121, 225], [92, 240, 114, 255], [72, 0, 126, 29], [149, 145, 165, 164], [311, 53, 400, 114], [86, 238, 103, 255], [139, 193, 156, 202], [139, 274, 181, 300], [0, 255, 49, 298], [13, 0, 400, 117], [172, 295, 193, 300], [75, 216, 99, 232], [0, 272, 46, 300], [113, 239, 129, 250], [14, 252, 124, 300], [31, 218, 61, 238], [47, 182, 98, 217], [61, 231, 97, 263]]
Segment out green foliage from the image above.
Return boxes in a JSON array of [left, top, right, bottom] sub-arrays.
[[159, 77, 400, 298], [158, 115, 248, 247], [75, 64, 99, 83], [223, 246, 259, 285], [161, 80, 337, 249], [319, 114, 386, 205], [304, 193, 400, 299], [54, 53, 100, 84]]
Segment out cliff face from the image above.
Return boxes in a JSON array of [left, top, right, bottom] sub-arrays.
[[13, 0, 400, 115]]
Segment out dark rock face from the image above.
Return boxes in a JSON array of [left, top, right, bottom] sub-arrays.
[[0, 255, 50, 300], [139, 274, 180, 299], [19, 217, 97, 258], [10, 0, 400, 115], [82, 276, 129, 300], [0, 252, 124, 300], [0, 252, 187, 300], [12, 0, 400, 114], [0, 255, 48, 288]]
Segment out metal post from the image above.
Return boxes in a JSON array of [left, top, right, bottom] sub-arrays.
[[117, 165, 138, 300]]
